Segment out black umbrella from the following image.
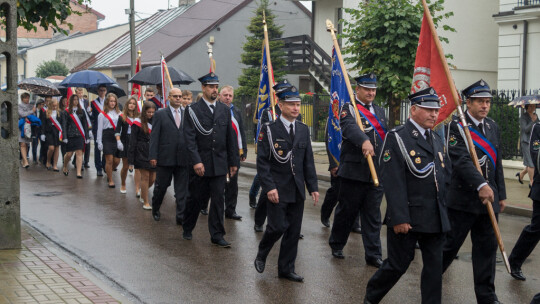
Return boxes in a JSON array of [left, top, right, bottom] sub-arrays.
[[18, 77, 61, 96], [128, 65, 195, 86], [508, 95, 540, 108], [87, 83, 127, 98]]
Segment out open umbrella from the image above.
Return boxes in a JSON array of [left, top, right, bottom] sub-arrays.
[[508, 95, 540, 108], [87, 83, 127, 98], [128, 65, 195, 86], [18, 77, 60, 96], [60, 70, 117, 88]]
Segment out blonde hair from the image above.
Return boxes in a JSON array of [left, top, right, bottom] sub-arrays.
[[123, 96, 140, 118], [105, 93, 120, 114], [46, 99, 58, 119]]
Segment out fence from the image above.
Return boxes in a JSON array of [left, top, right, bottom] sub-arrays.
[[235, 89, 535, 160]]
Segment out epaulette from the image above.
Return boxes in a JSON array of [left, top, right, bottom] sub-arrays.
[[265, 121, 274, 126], [388, 125, 405, 134]]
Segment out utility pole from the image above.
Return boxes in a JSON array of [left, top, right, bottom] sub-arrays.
[[129, 0, 136, 77]]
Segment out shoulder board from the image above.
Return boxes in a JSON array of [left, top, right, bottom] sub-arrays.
[[264, 121, 273, 127], [297, 120, 307, 126], [388, 125, 405, 133]]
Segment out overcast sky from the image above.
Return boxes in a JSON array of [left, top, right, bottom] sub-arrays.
[[88, 0, 312, 29]]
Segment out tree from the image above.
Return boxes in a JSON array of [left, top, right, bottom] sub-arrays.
[[341, 0, 454, 127], [35, 60, 69, 78], [1, 0, 91, 35], [236, 0, 286, 97]]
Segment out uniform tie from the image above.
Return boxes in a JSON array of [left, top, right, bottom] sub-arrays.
[[174, 108, 181, 128], [363, 103, 371, 112], [425, 130, 432, 147], [478, 123, 485, 137], [209, 104, 215, 117], [289, 123, 295, 143]]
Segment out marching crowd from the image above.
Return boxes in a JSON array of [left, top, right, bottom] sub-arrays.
[[17, 72, 540, 304]]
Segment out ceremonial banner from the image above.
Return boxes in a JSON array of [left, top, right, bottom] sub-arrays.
[[411, 13, 459, 127], [161, 55, 172, 109], [132, 53, 142, 112], [327, 47, 349, 165], [255, 42, 275, 142]]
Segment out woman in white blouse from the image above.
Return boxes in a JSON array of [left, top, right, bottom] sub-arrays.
[[97, 93, 122, 188], [115, 96, 140, 194], [41, 99, 62, 171]]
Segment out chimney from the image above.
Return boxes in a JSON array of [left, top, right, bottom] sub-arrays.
[[178, 0, 195, 5]]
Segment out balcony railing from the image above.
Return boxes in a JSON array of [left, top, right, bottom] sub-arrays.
[[517, 0, 540, 7]]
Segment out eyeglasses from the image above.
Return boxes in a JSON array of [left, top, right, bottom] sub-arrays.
[[170, 95, 182, 98]]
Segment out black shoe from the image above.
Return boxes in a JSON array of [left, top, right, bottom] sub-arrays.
[[183, 231, 192, 240], [321, 218, 330, 228], [254, 225, 263, 232], [366, 257, 383, 268], [249, 195, 257, 208], [332, 249, 345, 259], [351, 226, 362, 234], [299, 233, 304, 239], [176, 218, 183, 226], [152, 210, 160, 221], [510, 266, 526, 281], [254, 257, 265, 273], [108, 184, 115, 188], [77, 175, 83, 179], [211, 238, 231, 248], [84, 163, 90, 168], [516, 172, 523, 184], [63, 171, 68, 176], [363, 298, 373, 304], [278, 272, 304, 282], [97, 170, 103, 176], [200, 209, 208, 215], [53, 169, 59, 172], [226, 213, 242, 221]]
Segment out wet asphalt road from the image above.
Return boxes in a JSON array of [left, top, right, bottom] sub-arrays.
[[20, 164, 539, 304]]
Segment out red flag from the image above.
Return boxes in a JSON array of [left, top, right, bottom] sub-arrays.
[[161, 56, 172, 108], [66, 87, 74, 110], [131, 54, 142, 112], [411, 13, 460, 127]]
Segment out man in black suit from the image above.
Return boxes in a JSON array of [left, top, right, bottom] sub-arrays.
[[329, 73, 386, 267], [508, 121, 540, 281], [88, 85, 107, 176], [364, 87, 450, 304], [183, 73, 239, 247], [219, 85, 247, 221], [254, 82, 319, 282], [149, 87, 189, 225], [442, 80, 507, 304]]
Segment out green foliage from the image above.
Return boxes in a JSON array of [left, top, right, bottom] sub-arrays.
[[3, 0, 91, 35], [340, 0, 454, 106], [236, 0, 286, 97], [489, 94, 520, 160], [35, 60, 69, 78]]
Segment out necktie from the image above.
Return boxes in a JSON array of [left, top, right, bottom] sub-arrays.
[[289, 123, 295, 143], [174, 109, 181, 128], [425, 130, 432, 147], [478, 123, 485, 136], [210, 104, 215, 116], [363, 103, 371, 112]]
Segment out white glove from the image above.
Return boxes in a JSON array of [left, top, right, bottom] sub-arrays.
[[85, 139, 90, 144], [40, 135, 46, 142], [89, 132, 94, 140], [117, 140, 124, 151], [63, 139, 68, 144], [98, 141, 103, 151], [87, 106, 92, 113]]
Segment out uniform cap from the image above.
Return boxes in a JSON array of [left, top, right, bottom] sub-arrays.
[[462, 79, 492, 99], [354, 73, 377, 89], [198, 72, 219, 85], [408, 87, 441, 109]]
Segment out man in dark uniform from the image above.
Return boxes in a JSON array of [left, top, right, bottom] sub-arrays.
[[328, 73, 386, 267], [220, 85, 247, 221], [508, 121, 540, 281], [88, 84, 107, 176], [149, 88, 189, 225], [364, 87, 450, 304], [442, 80, 507, 304], [182, 72, 239, 247], [254, 82, 319, 282]]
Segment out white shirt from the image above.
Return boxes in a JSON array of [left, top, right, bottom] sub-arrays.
[[203, 98, 216, 114], [97, 110, 120, 144], [279, 115, 296, 135], [93, 97, 105, 110], [169, 105, 182, 125], [466, 111, 485, 134], [409, 118, 429, 140]]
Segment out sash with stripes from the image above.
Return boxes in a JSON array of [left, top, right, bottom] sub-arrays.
[[102, 111, 120, 130], [92, 100, 105, 117], [49, 114, 63, 141], [356, 104, 387, 142], [132, 118, 152, 134], [150, 97, 163, 109], [230, 108, 243, 155], [458, 122, 497, 169], [69, 112, 86, 141], [80, 99, 92, 129]]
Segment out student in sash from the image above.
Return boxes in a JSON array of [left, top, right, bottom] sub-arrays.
[[442, 80, 507, 304], [58, 96, 68, 159], [40, 99, 62, 171], [115, 96, 139, 194], [88, 85, 108, 176], [96, 93, 123, 188], [75, 88, 93, 169], [128, 101, 156, 210], [36, 98, 48, 166], [61, 95, 89, 178], [329, 73, 387, 268]]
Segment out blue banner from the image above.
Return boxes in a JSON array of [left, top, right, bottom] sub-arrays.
[[327, 47, 349, 165], [255, 42, 272, 141]]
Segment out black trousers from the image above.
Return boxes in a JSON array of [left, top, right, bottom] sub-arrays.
[[320, 176, 361, 228], [84, 142, 90, 165], [366, 228, 445, 304], [152, 165, 188, 221], [442, 209, 499, 304], [256, 193, 304, 274], [509, 199, 540, 268], [329, 178, 383, 260], [224, 172, 239, 216], [254, 192, 268, 226], [183, 174, 227, 241], [92, 130, 105, 171], [39, 139, 47, 164]]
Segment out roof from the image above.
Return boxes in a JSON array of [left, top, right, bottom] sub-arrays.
[[74, 0, 311, 72], [72, 0, 105, 20]]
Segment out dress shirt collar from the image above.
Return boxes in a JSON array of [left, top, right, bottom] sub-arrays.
[[203, 97, 216, 113], [466, 111, 484, 127], [279, 115, 295, 133], [409, 118, 429, 139]]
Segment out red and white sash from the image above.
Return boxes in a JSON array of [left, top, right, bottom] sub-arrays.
[[231, 115, 243, 150], [132, 118, 152, 134], [92, 99, 105, 117], [102, 111, 120, 130], [49, 114, 63, 140], [69, 111, 86, 141], [80, 99, 92, 129], [125, 116, 134, 126]]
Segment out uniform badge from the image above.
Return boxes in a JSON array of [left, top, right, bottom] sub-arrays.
[[412, 130, 419, 137], [410, 150, 416, 157], [415, 157, 421, 164], [278, 150, 283, 156], [533, 140, 540, 151], [258, 132, 264, 142], [274, 143, 279, 148], [383, 150, 391, 162], [449, 135, 457, 146], [340, 110, 347, 119]]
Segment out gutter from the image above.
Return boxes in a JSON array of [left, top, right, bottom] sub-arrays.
[[521, 20, 528, 93]]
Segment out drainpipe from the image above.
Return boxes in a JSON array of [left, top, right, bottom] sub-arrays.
[[20, 50, 27, 81], [521, 20, 528, 94]]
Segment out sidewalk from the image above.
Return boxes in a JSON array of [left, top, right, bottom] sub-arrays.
[[0, 224, 129, 304], [242, 143, 534, 217]]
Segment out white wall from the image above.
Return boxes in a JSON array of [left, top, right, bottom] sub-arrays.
[[525, 19, 540, 91], [312, 0, 343, 56]]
